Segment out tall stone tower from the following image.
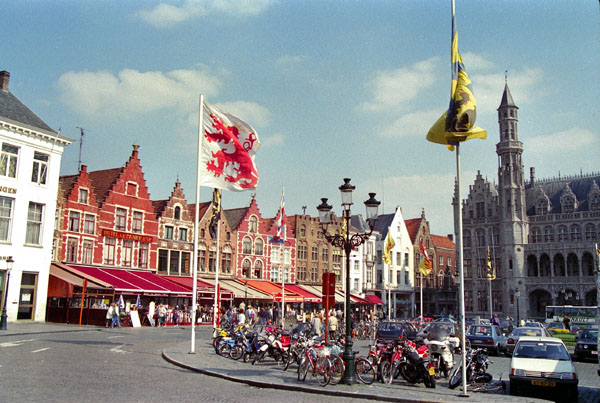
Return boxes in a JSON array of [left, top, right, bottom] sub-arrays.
[[496, 83, 528, 316]]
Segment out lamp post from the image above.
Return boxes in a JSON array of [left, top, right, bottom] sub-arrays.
[[1, 256, 14, 330], [515, 288, 520, 326], [317, 178, 379, 385]]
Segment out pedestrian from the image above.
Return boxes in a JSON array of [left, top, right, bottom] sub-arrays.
[[273, 305, 279, 325], [237, 308, 246, 326], [563, 315, 571, 331], [173, 306, 179, 327], [105, 303, 114, 328], [490, 313, 501, 327], [111, 302, 121, 328], [158, 304, 167, 327], [328, 311, 338, 341], [312, 312, 322, 337]]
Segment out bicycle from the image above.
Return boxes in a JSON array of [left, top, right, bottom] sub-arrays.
[[297, 342, 330, 386]]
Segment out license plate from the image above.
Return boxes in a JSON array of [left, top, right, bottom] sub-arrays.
[[531, 380, 556, 387], [472, 340, 482, 344], [593, 351, 598, 355], [428, 367, 435, 376]]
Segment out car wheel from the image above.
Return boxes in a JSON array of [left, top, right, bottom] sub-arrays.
[[510, 381, 519, 396], [565, 385, 578, 403]]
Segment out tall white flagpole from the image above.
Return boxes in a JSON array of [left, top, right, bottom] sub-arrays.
[[456, 142, 468, 396], [281, 243, 285, 329], [213, 212, 221, 329], [190, 94, 204, 354], [420, 272, 423, 321]]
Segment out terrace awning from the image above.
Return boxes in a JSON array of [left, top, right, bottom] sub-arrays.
[[163, 276, 234, 300], [365, 294, 384, 305]]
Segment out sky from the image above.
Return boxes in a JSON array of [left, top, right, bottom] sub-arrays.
[[2, 0, 599, 237]]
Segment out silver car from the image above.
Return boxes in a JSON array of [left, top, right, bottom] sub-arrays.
[[505, 327, 551, 355]]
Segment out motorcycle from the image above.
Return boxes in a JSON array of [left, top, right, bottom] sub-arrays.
[[448, 348, 493, 389], [398, 340, 436, 388], [252, 329, 291, 365], [425, 327, 459, 378]]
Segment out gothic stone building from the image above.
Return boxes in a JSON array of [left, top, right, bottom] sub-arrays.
[[457, 83, 600, 322]]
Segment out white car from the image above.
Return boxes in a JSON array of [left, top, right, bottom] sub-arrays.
[[510, 336, 578, 402]]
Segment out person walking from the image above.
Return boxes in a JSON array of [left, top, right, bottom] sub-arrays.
[[328, 311, 338, 341], [312, 312, 323, 337], [110, 303, 121, 328], [490, 313, 501, 327], [563, 315, 571, 331], [237, 308, 246, 326], [105, 303, 114, 328], [158, 304, 167, 327]]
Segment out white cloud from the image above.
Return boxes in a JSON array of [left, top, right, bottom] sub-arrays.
[[461, 52, 494, 71], [136, 0, 275, 28], [57, 67, 222, 118], [261, 133, 284, 148], [528, 128, 596, 153], [276, 55, 309, 66], [214, 101, 271, 127], [472, 67, 543, 115], [360, 57, 439, 112], [380, 109, 442, 138]]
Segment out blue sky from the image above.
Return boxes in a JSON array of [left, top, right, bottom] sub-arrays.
[[3, 0, 599, 237]]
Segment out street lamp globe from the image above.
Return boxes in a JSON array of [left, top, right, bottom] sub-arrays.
[[339, 178, 355, 209], [364, 193, 380, 229], [317, 198, 333, 225], [6, 256, 13, 272]]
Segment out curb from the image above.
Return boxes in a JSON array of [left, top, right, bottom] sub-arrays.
[[161, 349, 441, 403]]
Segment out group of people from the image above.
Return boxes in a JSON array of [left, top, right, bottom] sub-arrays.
[[220, 303, 281, 327], [309, 308, 342, 340]]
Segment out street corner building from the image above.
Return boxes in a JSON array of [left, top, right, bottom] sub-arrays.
[[0, 70, 73, 324]]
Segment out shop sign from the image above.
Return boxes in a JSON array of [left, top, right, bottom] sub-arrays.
[[0, 186, 17, 194], [100, 228, 153, 243]]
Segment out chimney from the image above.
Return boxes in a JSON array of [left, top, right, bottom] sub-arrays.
[[530, 167, 536, 187], [447, 234, 454, 242], [80, 165, 87, 174], [0, 71, 9, 91], [132, 144, 140, 158]]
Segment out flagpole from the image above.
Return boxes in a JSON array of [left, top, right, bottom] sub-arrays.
[[190, 94, 204, 354], [213, 211, 221, 329], [420, 273, 423, 321], [455, 142, 468, 396], [281, 243, 285, 329]]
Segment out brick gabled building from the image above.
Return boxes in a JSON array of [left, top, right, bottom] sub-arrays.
[[266, 203, 296, 284], [55, 145, 158, 270], [153, 181, 194, 276]]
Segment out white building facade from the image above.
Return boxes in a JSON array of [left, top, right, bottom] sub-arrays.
[[375, 207, 415, 319], [0, 71, 72, 323]]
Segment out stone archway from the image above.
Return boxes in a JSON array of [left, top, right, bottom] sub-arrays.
[[567, 253, 579, 276], [553, 253, 565, 276], [529, 289, 552, 319], [539, 254, 551, 277], [582, 252, 595, 276], [557, 288, 580, 306]]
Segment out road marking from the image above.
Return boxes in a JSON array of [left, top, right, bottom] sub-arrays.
[[107, 335, 125, 339], [110, 344, 128, 354], [32, 348, 50, 353], [0, 339, 36, 348]]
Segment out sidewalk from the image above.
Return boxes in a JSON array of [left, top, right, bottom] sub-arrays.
[[162, 337, 550, 403]]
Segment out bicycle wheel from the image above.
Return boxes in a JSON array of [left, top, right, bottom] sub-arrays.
[[298, 356, 308, 382], [316, 357, 330, 386], [218, 343, 231, 357], [328, 356, 344, 385], [230, 344, 243, 360], [380, 360, 393, 384], [355, 358, 375, 385]]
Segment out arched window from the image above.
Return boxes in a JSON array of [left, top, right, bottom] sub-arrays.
[[553, 253, 565, 276], [242, 259, 251, 278], [557, 225, 568, 242], [174, 206, 181, 220], [539, 254, 551, 276], [570, 224, 581, 241], [463, 230, 471, 248], [249, 216, 258, 233], [527, 255, 538, 277], [582, 252, 595, 276], [489, 228, 499, 246], [254, 238, 264, 255], [254, 260, 263, 279], [531, 227, 541, 243], [543, 226, 554, 243], [536, 199, 548, 215], [562, 197, 575, 213], [585, 223, 596, 241], [566, 253, 579, 276], [590, 192, 600, 211], [198, 243, 207, 272], [242, 237, 252, 254], [475, 229, 485, 247]]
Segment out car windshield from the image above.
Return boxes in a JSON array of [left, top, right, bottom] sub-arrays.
[[428, 325, 452, 340], [547, 322, 563, 329], [380, 322, 404, 331], [579, 329, 598, 341], [468, 326, 491, 336], [513, 328, 543, 337], [514, 341, 570, 361]]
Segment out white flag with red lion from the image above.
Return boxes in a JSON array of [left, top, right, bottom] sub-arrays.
[[199, 102, 260, 191]]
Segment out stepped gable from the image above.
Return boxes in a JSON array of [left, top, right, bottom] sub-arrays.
[[87, 167, 124, 205], [223, 206, 249, 230], [525, 172, 600, 215], [187, 202, 211, 222], [152, 199, 168, 217]]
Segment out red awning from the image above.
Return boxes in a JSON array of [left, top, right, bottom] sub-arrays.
[[365, 294, 384, 305], [243, 280, 304, 303], [285, 284, 321, 303], [350, 294, 370, 304], [69, 266, 191, 296], [163, 276, 234, 300]]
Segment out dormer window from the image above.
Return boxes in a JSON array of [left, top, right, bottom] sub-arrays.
[[562, 197, 575, 213], [174, 206, 181, 220], [535, 198, 548, 215], [79, 188, 88, 204]]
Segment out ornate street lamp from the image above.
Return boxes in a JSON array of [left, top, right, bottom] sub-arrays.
[[317, 178, 379, 385], [1, 256, 14, 330], [515, 288, 520, 326]]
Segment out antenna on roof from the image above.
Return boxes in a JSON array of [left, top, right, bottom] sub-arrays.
[[75, 127, 88, 171]]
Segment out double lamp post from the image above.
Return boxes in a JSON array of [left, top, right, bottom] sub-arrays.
[[317, 178, 380, 385]]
